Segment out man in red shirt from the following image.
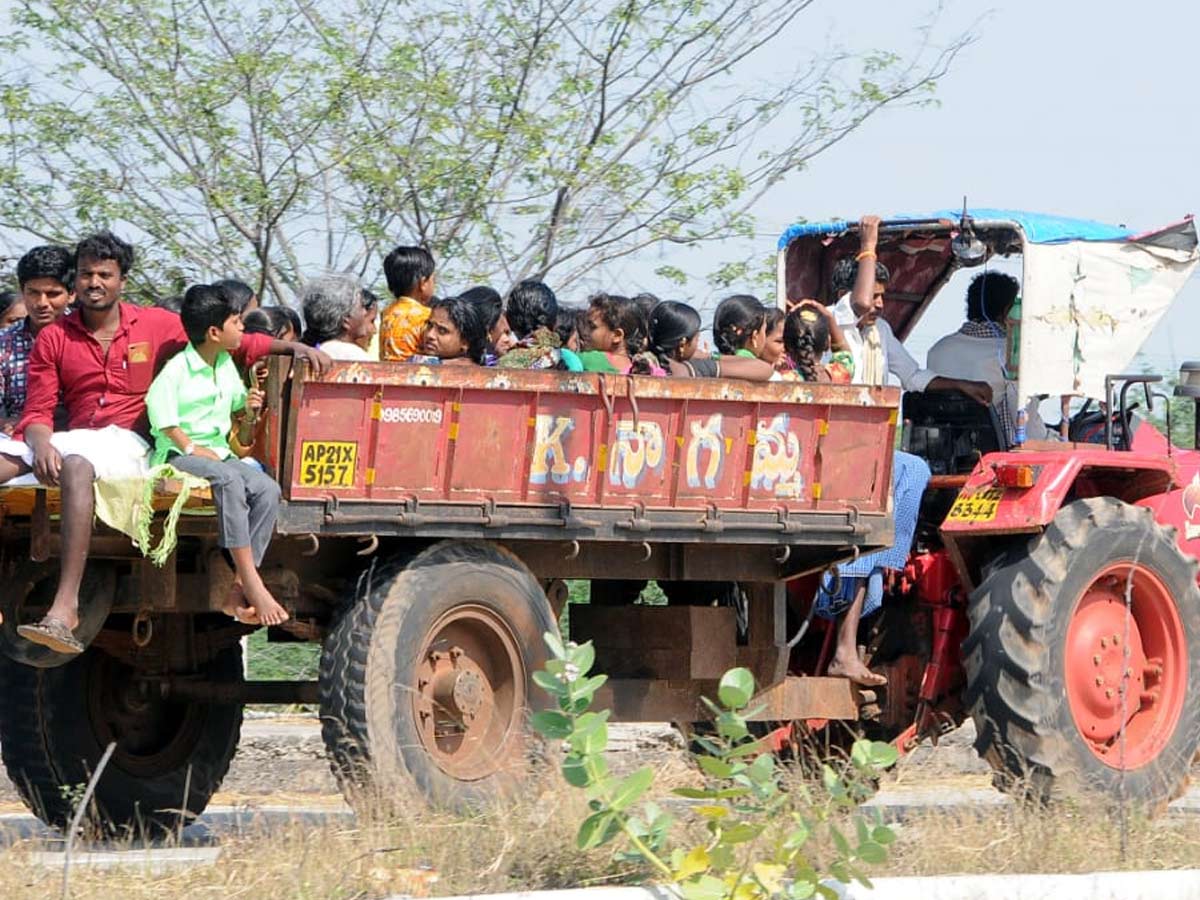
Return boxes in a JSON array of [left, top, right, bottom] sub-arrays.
[[0, 231, 330, 654]]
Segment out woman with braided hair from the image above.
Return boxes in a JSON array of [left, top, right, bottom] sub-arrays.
[[781, 301, 854, 383]]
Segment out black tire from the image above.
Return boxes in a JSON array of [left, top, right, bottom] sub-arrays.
[[320, 540, 556, 811], [318, 554, 409, 796], [0, 643, 243, 834], [964, 497, 1200, 809], [0, 562, 116, 668]]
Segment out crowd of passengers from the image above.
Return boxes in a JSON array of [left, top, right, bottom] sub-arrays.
[[0, 216, 1028, 685]]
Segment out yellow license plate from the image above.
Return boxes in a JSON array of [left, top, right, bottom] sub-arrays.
[[946, 487, 1004, 523], [299, 441, 358, 488]]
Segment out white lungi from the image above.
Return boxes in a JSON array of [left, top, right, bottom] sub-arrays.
[[0, 425, 150, 483]]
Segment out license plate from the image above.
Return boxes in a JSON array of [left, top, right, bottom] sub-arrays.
[[299, 440, 358, 488], [945, 487, 1004, 523]]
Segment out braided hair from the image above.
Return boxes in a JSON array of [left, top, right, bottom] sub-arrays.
[[783, 307, 832, 382]]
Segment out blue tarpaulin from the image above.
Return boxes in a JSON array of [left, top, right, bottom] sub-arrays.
[[776, 208, 1136, 250]]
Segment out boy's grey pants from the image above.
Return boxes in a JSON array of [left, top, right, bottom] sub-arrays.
[[171, 455, 281, 565]]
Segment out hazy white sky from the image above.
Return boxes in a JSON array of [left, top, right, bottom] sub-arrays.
[[617, 0, 1199, 371], [3, 0, 1193, 375]]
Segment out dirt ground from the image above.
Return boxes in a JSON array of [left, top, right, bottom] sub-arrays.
[[0, 715, 991, 814]]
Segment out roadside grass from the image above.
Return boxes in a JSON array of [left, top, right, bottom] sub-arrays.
[[885, 804, 1200, 876], [2, 766, 1198, 899]]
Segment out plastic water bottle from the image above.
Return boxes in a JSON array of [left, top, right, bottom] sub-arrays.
[[1014, 408, 1028, 447], [1004, 296, 1021, 381]]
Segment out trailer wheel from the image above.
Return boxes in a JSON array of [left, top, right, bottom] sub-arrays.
[[323, 540, 556, 811], [963, 497, 1200, 809], [0, 641, 242, 834], [319, 555, 409, 795], [0, 562, 116, 668]]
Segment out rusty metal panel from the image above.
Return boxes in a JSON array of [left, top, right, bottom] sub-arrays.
[[817, 402, 896, 512], [570, 605, 737, 680], [280, 362, 900, 518], [368, 384, 454, 500], [744, 402, 820, 508], [288, 380, 374, 500], [525, 394, 603, 505], [673, 401, 754, 507], [450, 389, 533, 501], [598, 399, 677, 506], [593, 676, 860, 722]]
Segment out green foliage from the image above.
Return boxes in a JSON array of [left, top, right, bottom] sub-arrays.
[[245, 630, 320, 682], [532, 634, 898, 898], [0, 0, 971, 301]]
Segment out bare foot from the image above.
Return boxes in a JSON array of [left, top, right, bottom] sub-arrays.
[[827, 651, 888, 687], [219, 581, 260, 624], [242, 580, 289, 626]]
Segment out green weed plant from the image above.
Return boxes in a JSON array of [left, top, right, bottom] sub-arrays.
[[531, 632, 898, 900]]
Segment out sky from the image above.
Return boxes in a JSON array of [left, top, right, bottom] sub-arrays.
[[613, 0, 1200, 372], [1, 0, 1194, 376]]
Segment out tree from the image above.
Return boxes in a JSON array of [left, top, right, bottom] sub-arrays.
[[0, 0, 974, 303]]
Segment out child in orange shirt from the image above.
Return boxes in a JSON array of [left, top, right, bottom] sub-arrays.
[[380, 246, 436, 360]]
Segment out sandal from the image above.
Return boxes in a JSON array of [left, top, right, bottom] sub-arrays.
[[17, 616, 85, 655]]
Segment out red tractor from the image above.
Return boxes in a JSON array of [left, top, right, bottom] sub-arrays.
[[777, 209, 1200, 809]]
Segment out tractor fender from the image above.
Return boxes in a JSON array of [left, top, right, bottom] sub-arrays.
[[939, 448, 1177, 589]]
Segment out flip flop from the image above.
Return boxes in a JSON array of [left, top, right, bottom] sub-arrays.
[[17, 616, 85, 655]]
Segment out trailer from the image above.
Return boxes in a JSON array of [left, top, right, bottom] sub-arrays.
[[0, 361, 898, 830]]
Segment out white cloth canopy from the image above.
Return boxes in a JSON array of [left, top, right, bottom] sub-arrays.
[[1019, 238, 1198, 402]]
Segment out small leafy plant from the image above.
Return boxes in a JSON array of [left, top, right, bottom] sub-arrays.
[[532, 631, 898, 900]]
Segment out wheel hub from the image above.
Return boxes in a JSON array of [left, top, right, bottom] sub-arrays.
[[1065, 578, 1148, 743], [429, 652, 491, 722], [1065, 563, 1187, 769], [411, 608, 524, 781]]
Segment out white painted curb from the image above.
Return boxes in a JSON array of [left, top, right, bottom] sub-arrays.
[[26, 847, 221, 872], [402, 869, 1200, 900]]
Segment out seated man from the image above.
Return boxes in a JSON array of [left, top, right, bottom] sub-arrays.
[[926, 271, 1048, 444], [830, 215, 993, 404], [0, 245, 75, 433], [819, 215, 991, 686], [0, 231, 330, 654]]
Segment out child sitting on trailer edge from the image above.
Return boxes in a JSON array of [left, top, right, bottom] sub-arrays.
[[145, 284, 290, 626]]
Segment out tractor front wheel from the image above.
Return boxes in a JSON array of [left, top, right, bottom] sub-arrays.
[[964, 497, 1200, 809]]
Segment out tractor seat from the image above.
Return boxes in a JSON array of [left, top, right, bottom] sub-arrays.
[[901, 390, 1008, 477]]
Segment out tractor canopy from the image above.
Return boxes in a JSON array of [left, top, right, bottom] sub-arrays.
[[776, 209, 1199, 404]]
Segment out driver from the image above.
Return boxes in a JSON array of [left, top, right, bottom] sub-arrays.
[[926, 271, 1048, 445]]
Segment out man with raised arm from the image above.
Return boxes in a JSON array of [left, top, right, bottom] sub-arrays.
[[830, 215, 993, 405], [0, 231, 330, 654]]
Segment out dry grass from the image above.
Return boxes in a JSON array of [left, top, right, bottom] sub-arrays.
[[885, 805, 1200, 876], [1, 764, 1197, 899]]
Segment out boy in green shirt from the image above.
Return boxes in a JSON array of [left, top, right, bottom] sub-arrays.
[[145, 283, 289, 626]]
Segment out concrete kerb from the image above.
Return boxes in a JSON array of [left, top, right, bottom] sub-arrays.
[[398, 870, 1200, 900]]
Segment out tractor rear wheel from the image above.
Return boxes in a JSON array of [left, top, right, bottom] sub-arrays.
[[320, 540, 556, 811], [964, 497, 1200, 809]]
